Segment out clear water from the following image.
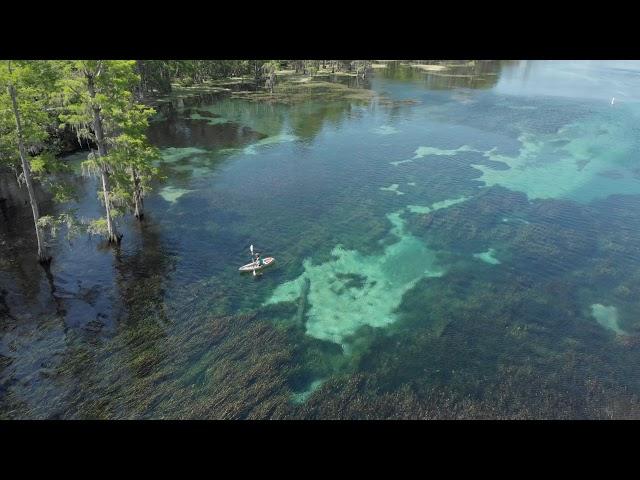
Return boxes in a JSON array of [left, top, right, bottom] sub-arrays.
[[2, 61, 640, 419]]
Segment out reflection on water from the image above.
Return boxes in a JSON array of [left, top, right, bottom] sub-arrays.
[[376, 60, 505, 90], [496, 60, 640, 102], [3, 61, 640, 419]]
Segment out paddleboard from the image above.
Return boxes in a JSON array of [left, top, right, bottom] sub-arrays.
[[239, 257, 275, 272]]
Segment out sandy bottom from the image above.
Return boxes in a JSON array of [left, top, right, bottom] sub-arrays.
[[244, 133, 298, 155], [591, 304, 626, 335], [473, 248, 501, 265], [158, 186, 194, 204], [265, 211, 445, 346], [380, 184, 405, 195]]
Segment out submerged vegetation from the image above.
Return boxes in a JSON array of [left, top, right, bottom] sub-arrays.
[[2, 60, 640, 419]]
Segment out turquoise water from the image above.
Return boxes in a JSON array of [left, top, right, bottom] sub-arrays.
[[2, 61, 640, 418]]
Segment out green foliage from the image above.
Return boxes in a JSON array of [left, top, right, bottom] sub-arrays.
[[0, 61, 59, 145], [135, 60, 173, 96], [29, 151, 71, 176], [50, 183, 77, 203], [7, 148, 78, 203], [0, 60, 61, 166], [86, 218, 109, 237], [60, 60, 160, 219], [58, 60, 138, 151], [37, 212, 85, 242]]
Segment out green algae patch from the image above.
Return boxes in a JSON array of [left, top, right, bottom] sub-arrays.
[[406, 205, 433, 214], [390, 116, 640, 203], [374, 125, 399, 135], [471, 120, 640, 202], [158, 186, 194, 204], [391, 145, 476, 166], [148, 83, 232, 108], [171, 165, 211, 178], [168, 83, 231, 97], [230, 79, 376, 105], [473, 248, 501, 265], [189, 112, 230, 125], [380, 184, 405, 195], [414, 146, 475, 157], [158, 147, 209, 165], [264, 212, 445, 347], [591, 304, 626, 335], [244, 133, 298, 155], [407, 196, 470, 215]]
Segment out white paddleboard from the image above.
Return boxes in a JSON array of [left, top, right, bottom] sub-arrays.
[[239, 257, 275, 272]]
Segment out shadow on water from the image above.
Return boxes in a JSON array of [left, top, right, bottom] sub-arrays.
[[0, 170, 58, 314]]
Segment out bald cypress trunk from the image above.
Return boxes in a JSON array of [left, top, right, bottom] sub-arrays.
[[8, 83, 50, 264], [86, 71, 121, 244], [135, 60, 145, 100], [131, 168, 144, 220], [254, 61, 261, 90]]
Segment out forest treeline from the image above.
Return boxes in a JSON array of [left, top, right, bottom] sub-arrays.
[[135, 60, 372, 96], [0, 60, 373, 264]]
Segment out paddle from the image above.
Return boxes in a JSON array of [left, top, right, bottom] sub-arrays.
[[250, 244, 256, 276]]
